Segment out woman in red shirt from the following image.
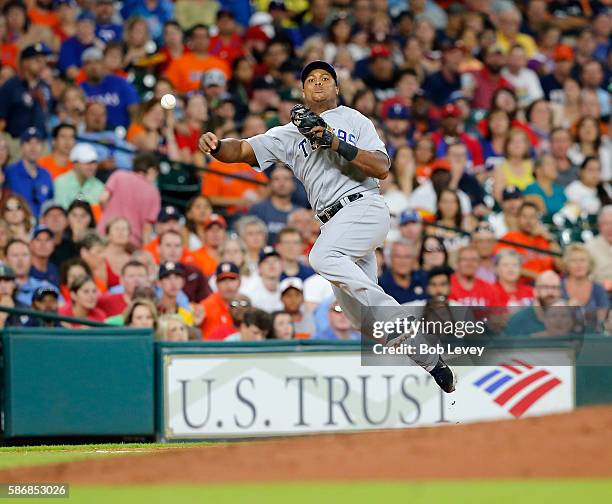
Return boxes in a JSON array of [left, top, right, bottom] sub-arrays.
[[491, 249, 534, 307], [59, 275, 107, 327]]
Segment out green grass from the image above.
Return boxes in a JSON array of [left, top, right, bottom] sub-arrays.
[[0, 442, 209, 469], [6, 480, 611, 504]]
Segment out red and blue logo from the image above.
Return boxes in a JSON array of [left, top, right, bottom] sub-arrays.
[[473, 360, 562, 418]]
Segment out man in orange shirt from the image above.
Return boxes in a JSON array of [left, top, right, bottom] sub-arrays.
[[38, 123, 76, 179], [494, 201, 562, 281], [143, 205, 198, 267], [164, 24, 231, 94], [191, 213, 227, 276], [200, 261, 241, 340]]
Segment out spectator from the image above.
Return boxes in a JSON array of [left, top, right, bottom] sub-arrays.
[[191, 213, 227, 277], [103, 217, 131, 287], [424, 266, 453, 305], [472, 222, 497, 284], [78, 230, 108, 294], [29, 224, 59, 286], [31, 285, 61, 327], [165, 24, 230, 94], [449, 245, 493, 306], [494, 2, 538, 57], [158, 230, 211, 303], [0, 44, 50, 138], [6, 238, 56, 305], [468, 44, 511, 110], [37, 123, 76, 180], [501, 44, 544, 108], [156, 261, 195, 328], [494, 201, 560, 280], [225, 308, 272, 341], [423, 40, 463, 107], [58, 11, 98, 80], [126, 99, 180, 161], [80, 46, 140, 129], [175, 93, 208, 168], [269, 310, 294, 339], [59, 274, 107, 326], [312, 299, 360, 341], [249, 165, 296, 244], [208, 293, 252, 340], [98, 152, 161, 246], [96, 260, 149, 317], [490, 249, 534, 307], [122, 16, 151, 69], [58, 256, 90, 301], [200, 261, 241, 340], [568, 116, 611, 180], [397, 210, 423, 249], [51, 85, 87, 130], [240, 245, 283, 313], [79, 102, 135, 171], [157, 21, 185, 74], [123, 298, 158, 329], [561, 243, 609, 318], [431, 103, 484, 168], [430, 188, 472, 257], [362, 45, 398, 101], [1, 195, 33, 241], [418, 235, 449, 273], [142, 205, 187, 263], [541, 45, 575, 103], [379, 240, 428, 305], [156, 314, 189, 341], [586, 206, 612, 291], [493, 128, 534, 203], [4, 127, 53, 218], [550, 127, 579, 187], [236, 215, 268, 274], [54, 143, 104, 209], [504, 270, 562, 336], [217, 237, 250, 279], [95, 0, 123, 44], [580, 60, 611, 119], [209, 9, 243, 65], [276, 227, 314, 281], [565, 157, 612, 216], [66, 198, 96, 243], [523, 154, 567, 217], [184, 195, 213, 251], [40, 202, 69, 268], [279, 277, 316, 339], [0, 263, 28, 328]]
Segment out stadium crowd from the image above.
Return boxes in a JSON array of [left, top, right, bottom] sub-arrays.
[[0, 0, 611, 340]]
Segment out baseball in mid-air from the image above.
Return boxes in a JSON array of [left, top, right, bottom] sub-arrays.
[[160, 93, 176, 110]]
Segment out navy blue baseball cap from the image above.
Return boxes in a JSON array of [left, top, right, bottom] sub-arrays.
[[502, 186, 523, 201], [20, 43, 51, 60], [301, 60, 337, 86], [20, 127, 44, 143], [32, 285, 60, 302], [258, 245, 280, 264], [157, 205, 182, 223], [216, 261, 240, 281], [31, 224, 54, 240], [158, 262, 185, 280]]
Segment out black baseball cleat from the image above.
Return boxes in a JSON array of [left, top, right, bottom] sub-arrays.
[[429, 358, 456, 393]]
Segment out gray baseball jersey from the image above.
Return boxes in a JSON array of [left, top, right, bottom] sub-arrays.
[[246, 105, 389, 212]]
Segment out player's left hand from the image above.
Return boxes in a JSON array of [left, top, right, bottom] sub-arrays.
[[290, 104, 335, 150]]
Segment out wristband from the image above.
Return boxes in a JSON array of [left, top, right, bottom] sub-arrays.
[[211, 140, 222, 154], [337, 139, 358, 162]]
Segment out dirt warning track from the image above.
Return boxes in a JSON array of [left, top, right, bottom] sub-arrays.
[[1, 406, 611, 484]]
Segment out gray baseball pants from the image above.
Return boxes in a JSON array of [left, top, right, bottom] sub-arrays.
[[308, 194, 438, 370]]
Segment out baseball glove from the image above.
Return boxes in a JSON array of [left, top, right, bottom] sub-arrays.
[[290, 104, 335, 149]]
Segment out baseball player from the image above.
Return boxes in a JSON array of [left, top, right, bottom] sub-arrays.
[[199, 61, 455, 393]]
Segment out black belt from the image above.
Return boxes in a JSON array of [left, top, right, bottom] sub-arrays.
[[317, 193, 364, 223]]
